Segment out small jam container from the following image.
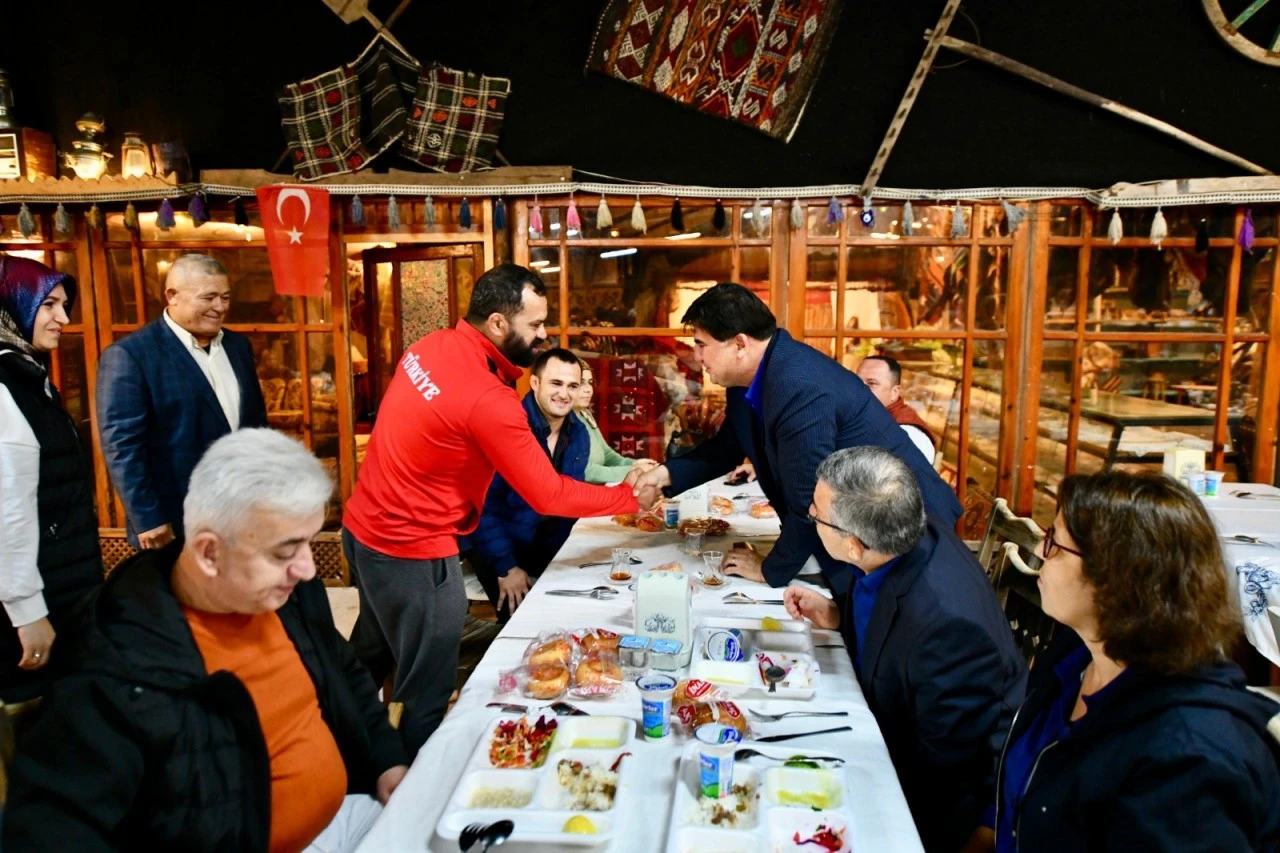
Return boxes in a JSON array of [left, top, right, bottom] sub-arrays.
[[649, 639, 684, 671], [618, 634, 651, 668]]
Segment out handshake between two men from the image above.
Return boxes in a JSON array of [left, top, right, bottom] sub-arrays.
[[621, 462, 767, 583]]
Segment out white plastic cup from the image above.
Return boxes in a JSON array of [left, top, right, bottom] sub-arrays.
[[637, 674, 677, 740], [695, 723, 743, 798], [1202, 470, 1225, 497]]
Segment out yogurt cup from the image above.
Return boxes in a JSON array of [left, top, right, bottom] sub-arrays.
[[1203, 470, 1226, 498], [663, 500, 681, 529], [1186, 471, 1207, 496], [695, 722, 743, 798], [637, 673, 677, 740]]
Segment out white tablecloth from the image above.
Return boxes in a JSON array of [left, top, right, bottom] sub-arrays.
[[356, 481, 922, 853], [1205, 483, 1280, 667]]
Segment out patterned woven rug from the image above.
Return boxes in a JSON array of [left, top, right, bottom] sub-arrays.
[[586, 0, 844, 141]]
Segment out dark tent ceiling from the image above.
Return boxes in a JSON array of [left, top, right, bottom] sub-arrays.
[[5, 0, 1277, 189]]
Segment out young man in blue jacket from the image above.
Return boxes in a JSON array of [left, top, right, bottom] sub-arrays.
[[463, 348, 596, 620]]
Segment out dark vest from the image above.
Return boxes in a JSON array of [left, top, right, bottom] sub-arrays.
[[0, 348, 102, 622]]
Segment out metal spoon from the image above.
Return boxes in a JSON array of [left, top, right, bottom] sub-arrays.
[[763, 664, 786, 694], [459, 819, 514, 852], [722, 591, 785, 605]]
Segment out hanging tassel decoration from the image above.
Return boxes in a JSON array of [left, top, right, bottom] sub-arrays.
[[631, 197, 647, 234], [86, 204, 104, 232], [826, 197, 843, 225], [53, 203, 73, 240], [713, 199, 726, 233], [16, 203, 36, 238], [1001, 198, 1028, 235], [234, 197, 250, 227], [350, 195, 365, 227], [671, 198, 685, 232], [901, 200, 915, 235], [424, 195, 437, 228], [459, 197, 472, 229], [124, 201, 139, 232], [157, 199, 175, 231], [1149, 207, 1167, 248], [790, 199, 804, 229], [1107, 209, 1122, 245], [494, 198, 506, 231], [1240, 208, 1256, 253], [188, 193, 209, 227], [566, 194, 581, 233], [859, 196, 875, 228], [387, 196, 400, 230], [751, 199, 765, 235], [596, 196, 613, 231], [530, 197, 543, 237], [1195, 218, 1209, 253], [950, 201, 967, 238]]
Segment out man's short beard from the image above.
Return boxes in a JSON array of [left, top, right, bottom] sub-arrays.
[[501, 328, 539, 367]]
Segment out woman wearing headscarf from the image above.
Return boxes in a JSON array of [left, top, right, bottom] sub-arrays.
[[0, 256, 102, 702]]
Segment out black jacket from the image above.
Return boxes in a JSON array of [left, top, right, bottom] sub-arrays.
[[0, 346, 102, 701], [3, 545, 406, 853], [996, 629, 1280, 852], [854, 517, 1027, 853], [664, 330, 963, 593]]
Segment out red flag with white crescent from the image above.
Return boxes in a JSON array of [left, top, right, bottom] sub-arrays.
[[257, 185, 330, 297]]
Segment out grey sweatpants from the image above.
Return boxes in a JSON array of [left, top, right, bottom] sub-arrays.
[[341, 528, 468, 760]]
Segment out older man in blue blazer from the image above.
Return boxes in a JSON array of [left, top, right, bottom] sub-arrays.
[[786, 446, 1026, 853], [629, 283, 962, 593], [96, 254, 267, 549]]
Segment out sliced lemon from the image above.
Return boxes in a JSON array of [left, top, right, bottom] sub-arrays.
[[760, 616, 783, 632], [563, 815, 597, 834]]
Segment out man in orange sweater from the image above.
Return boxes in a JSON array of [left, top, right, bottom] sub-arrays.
[[342, 264, 645, 757]]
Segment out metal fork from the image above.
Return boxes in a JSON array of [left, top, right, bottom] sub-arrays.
[[733, 748, 844, 765], [545, 587, 619, 599], [747, 709, 849, 723]]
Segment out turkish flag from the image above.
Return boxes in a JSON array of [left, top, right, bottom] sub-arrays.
[[257, 185, 331, 297]]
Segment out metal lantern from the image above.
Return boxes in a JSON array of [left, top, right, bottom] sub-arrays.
[[120, 131, 153, 178], [62, 112, 111, 180]]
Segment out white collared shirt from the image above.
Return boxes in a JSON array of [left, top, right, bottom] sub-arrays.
[[162, 309, 241, 429]]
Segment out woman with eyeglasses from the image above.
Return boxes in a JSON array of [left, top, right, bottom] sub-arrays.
[[986, 470, 1280, 852], [0, 257, 103, 702]]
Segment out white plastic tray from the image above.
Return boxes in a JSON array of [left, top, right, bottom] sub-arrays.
[[688, 616, 821, 700], [662, 741, 856, 853], [435, 714, 637, 847]]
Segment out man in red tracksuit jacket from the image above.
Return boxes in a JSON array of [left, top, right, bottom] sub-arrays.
[[342, 264, 644, 757]]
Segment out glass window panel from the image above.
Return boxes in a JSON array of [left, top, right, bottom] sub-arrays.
[[1049, 205, 1083, 237], [1083, 247, 1228, 333], [888, 344, 962, 480], [805, 247, 838, 332], [0, 215, 43, 242], [251, 333, 303, 441], [52, 251, 83, 324], [1229, 341, 1264, 482], [143, 248, 295, 325], [307, 333, 342, 529], [567, 334, 709, 462], [107, 248, 138, 325], [739, 247, 771, 293], [1093, 206, 1236, 240], [567, 245, 740, 328], [904, 205, 969, 239], [975, 246, 1009, 331], [107, 209, 266, 242], [846, 204, 909, 239], [1046, 247, 1081, 329], [967, 340, 1005, 497], [530, 247, 560, 327], [740, 203, 772, 239], [565, 203, 717, 240], [1030, 350, 1077, 525], [1073, 343, 1225, 478], [804, 336, 835, 358], [845, 246, 968, 332], [1239, 246, 1273, 333], [807, 204, 841, 237], [975, 204, 1009, 239]]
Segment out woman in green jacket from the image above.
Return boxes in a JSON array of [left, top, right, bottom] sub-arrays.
[[575, 362, 655, 484]]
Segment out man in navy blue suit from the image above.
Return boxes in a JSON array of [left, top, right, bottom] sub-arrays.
[[628, 283, 962, 592], [786, 447, 1025, 853], [97, 254, 268, 550]]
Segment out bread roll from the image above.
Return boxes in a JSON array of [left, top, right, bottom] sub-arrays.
[[526, 663, 570, 699]]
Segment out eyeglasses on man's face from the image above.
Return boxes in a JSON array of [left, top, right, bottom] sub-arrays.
[[805, 507, 857, 538]]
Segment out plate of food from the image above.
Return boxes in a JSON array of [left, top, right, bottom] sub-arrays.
[[436, 715, 636, 848], [679, 517, 731, 538]]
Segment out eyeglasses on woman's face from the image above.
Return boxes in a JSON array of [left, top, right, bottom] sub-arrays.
[[1043, 524, 1084, 560]]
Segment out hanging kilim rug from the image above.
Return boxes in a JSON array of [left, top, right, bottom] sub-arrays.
[[585, 0, 843, 142]]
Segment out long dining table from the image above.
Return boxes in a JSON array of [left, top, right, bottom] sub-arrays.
[[355, 479, 923, 852]]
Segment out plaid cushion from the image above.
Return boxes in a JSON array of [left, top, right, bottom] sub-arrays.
[[401, 64, 510, 173], [352, 40, 420, 158], [278, 65, 371, 181]]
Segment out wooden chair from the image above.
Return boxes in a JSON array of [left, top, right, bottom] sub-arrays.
[[976, 498, 1056, 664]]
